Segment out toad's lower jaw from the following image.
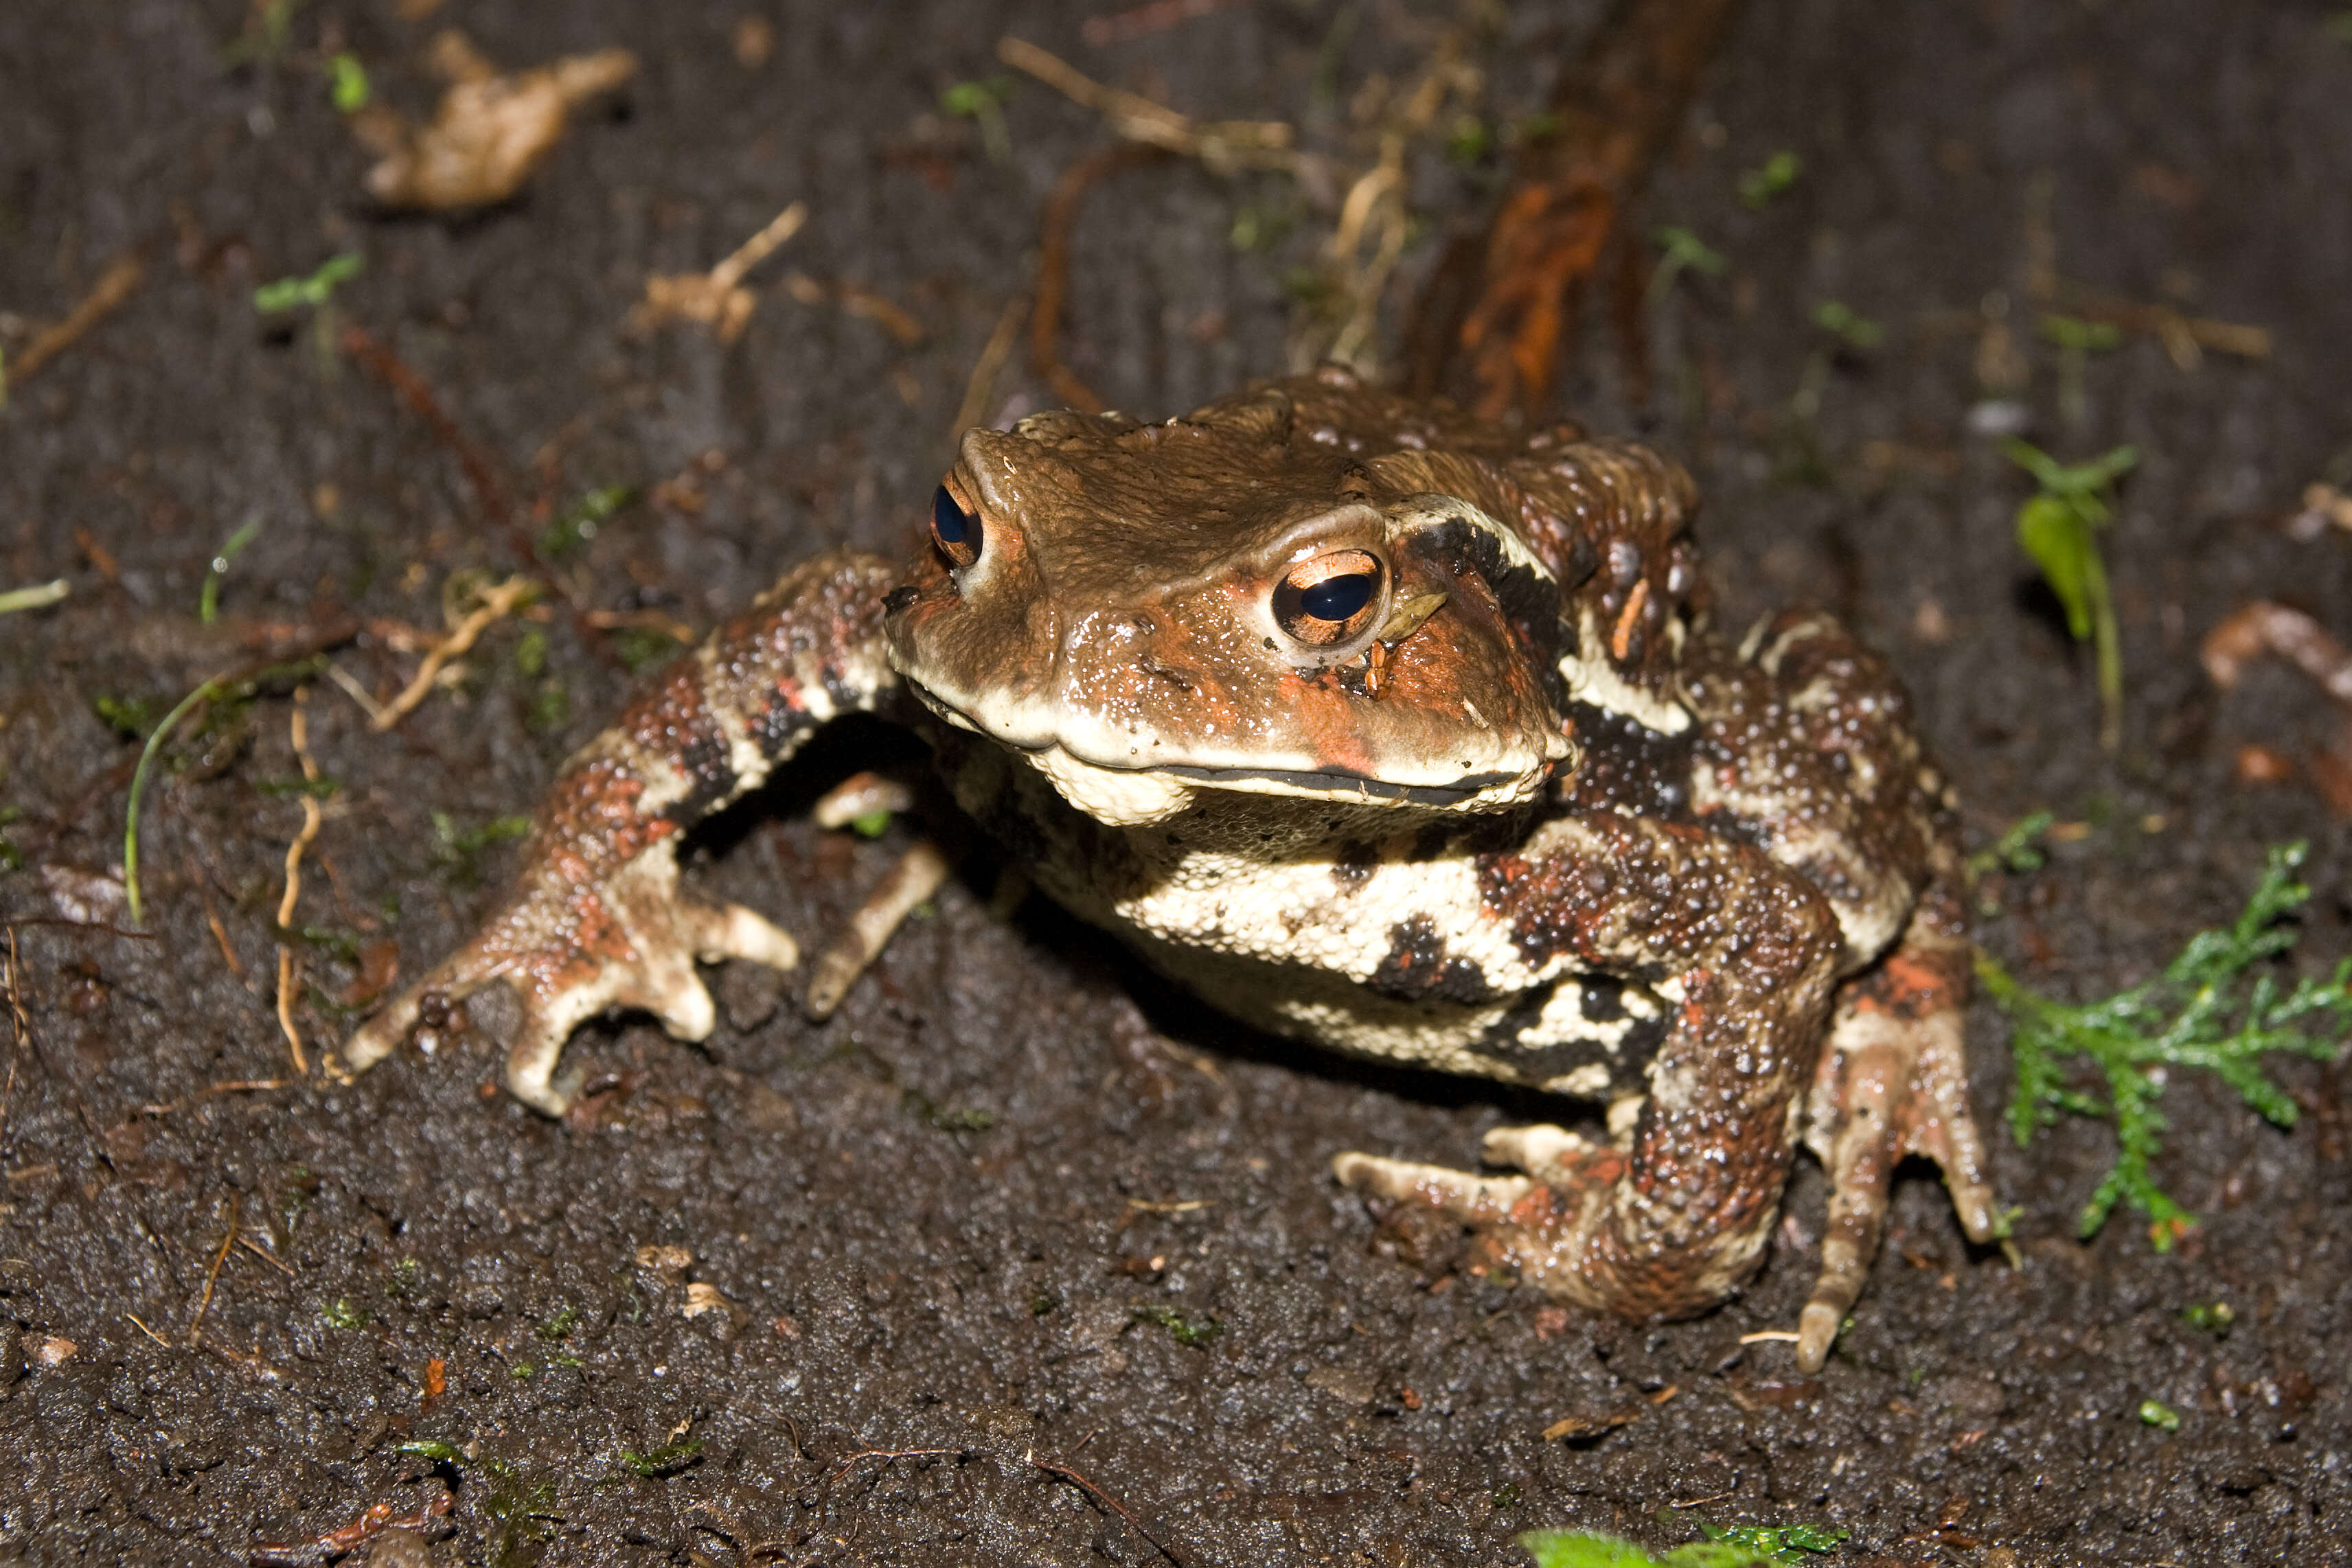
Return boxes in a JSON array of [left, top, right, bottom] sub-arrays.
[[1030, 745, 1197, 826]]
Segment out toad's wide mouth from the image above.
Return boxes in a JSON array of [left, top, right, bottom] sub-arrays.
[[904, 676, 1533, 814], [1151, 762, 1516, 806]]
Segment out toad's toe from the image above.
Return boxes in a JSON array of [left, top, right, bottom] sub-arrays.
[[1332, 1151, 1535, 1227], [1480, 1123, 1602, 1184]]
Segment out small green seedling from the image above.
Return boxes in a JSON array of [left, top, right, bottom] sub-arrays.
[[430, 811, 533, 888], [1810, 301, 1884, 351], [328, 51, 369, 112], [2004, 439, 2138, 752], [1446, 115, 1494, 164], [1229, 199, 1294, 253], [253, 252, 363, 315], [1695, 1521, 1850, 1566], [616, 1439, 703, 1477], [904, 1089, 994, 1132], [220, 0, 306, 67], [536, 1306, 583, 1342], [1520, 1515, 1845, 1568], [1979, 842, 2352, 1247], [1649, 226, 1728, 303], [481, 1457, 560, 1562], [941, 75, 1014, 165], [608, 626, 687, 675], [397, 1439, 462, 1463], [2040, 314, 2123, 430], [849, 807, 893, 838], [2181, 1300, 2236, 1335], [2138, 1399, 2182, 1431], [199, 516, 262, 625], [1967, 809, 2057, 880], [94, 693, 162, 739], [122, 680, 220, 922], [321, 1298, 365, 1329], [1738, 150, 1803, 209], [430, 818, 532, 888], [539, 483, 635, 559], [1133, 1304, 1221, 1348], [0, 579, 68, 614]]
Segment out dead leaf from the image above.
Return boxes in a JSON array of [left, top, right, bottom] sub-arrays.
[[1541, 1409, 1636, 1442], [631, 203, 806, 344], [354, 32, 636, 210], [635, 1243, 692, 1280]]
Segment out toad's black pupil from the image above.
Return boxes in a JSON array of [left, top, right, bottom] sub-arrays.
[[1301, 573, 1373, 621], [933, 485, 972, 544]]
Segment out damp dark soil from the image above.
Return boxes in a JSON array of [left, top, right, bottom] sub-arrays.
[[3, 3, 2349, 1564]]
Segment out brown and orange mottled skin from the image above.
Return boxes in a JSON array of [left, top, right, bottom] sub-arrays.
[[346, 367, 1998, 1372]]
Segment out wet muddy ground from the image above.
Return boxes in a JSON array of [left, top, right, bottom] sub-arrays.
[[3, 1, 2349, 1563]]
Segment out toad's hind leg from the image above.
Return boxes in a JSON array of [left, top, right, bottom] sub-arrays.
[[1336, 818, 1846, 1327], [1798, 866, 1999, 1371]]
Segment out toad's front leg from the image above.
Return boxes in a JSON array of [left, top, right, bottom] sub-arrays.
[[344, 551, 902, 1114], [1334, 816, 1842, 1335]]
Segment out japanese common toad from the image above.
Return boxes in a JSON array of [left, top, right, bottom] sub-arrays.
[[346, 367, 1998, 1370]]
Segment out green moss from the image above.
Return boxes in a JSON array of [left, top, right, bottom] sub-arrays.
[[430, 811, 533, 888], [615, 1440, 703, 1477], [539, 484, 635, 560], [1132, 1305, 1220, 1348]]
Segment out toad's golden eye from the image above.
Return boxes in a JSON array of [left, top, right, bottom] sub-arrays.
[[931, 483, 981, 570], [1272, 549, 1384, 647]]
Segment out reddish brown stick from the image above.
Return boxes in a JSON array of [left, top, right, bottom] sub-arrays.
[[1032, 143, 1170, 415], [1408, 0, 1744, 417]]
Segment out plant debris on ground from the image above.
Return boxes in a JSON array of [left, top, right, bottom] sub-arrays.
[[1980, 842, 2352, 1245]]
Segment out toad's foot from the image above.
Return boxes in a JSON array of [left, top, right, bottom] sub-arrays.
[[1332, 1124, 1623, 1300], [344, 847, 798, 1116], [1799, 924, 1999, 1373], [802, 839, 956, 1019]]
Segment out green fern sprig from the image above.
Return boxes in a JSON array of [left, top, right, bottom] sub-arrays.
[[1977, 842, 2352, 1247]]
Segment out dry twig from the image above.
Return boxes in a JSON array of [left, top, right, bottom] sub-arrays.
[[340, 323, 516, 533], [1029, 1450, 1189, 1568], [2062, 286, 2270, 373], [273, 694, 323, 1074], [781, 273, 926, 346], [998, 36, 1294, 174], [249, 1490, 454, 1567], [371, 574, 539, 730], [1033, 143, 1168, 411], [1319, 36, 1480, 371], [7, 253, 146, 389], [1, 928, 22, 1145], [632, 201, 808, 343], [952, 295, 1028, 438], [189, 1192, 241, 1343]]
